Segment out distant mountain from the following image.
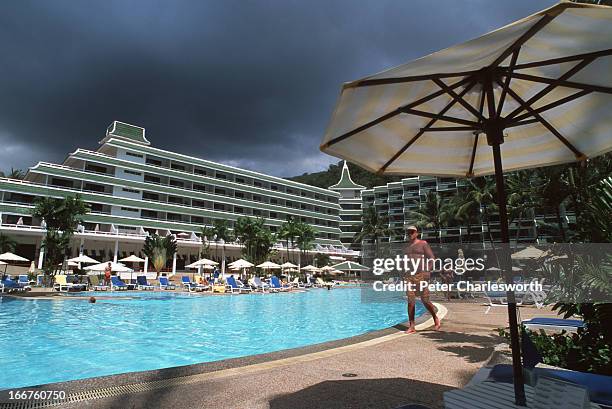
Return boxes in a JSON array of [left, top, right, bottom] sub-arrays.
[[287, 160, 403, 190]]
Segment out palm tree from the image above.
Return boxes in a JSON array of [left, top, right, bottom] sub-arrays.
[[278, 216, 299, 263], [534, 166, 571, 242], [0, 233, 17, 253], [295, 222, 316, 265], [463, 177, 498, 247], [234, 217, 276, 265], [31, 195, 89, 275], [199, 225, 215, 258], [142, 234, 177, 278], [507, 170, 540, 244], [454, 190, 481, 244], [354, 206, 392, 259], [314, 252, 330, 267], [405, 191, 455, 244], [6, 168, 25, 180], [212, 219, 233, 273]]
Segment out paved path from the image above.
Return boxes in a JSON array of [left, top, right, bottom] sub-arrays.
[[47, 301, 556, 409]]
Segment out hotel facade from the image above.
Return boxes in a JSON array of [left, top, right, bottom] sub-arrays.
[[0, 121, 358, 273]]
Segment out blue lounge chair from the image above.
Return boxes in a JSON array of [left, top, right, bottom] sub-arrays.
[[181, 276, 206, 292], [136, 275, 154, 290], [158, 276, 176, 290], [522, 317, 584, 332], [17, 275, 32, 290], [270, 276, 290, 292], [226, 275, 252, 294], [110, 276, 128, 290], [1, 278, 25, 293], [249, 276, 270, 292]]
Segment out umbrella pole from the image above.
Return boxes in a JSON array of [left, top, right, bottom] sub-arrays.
[[491, 140, 526, 406]]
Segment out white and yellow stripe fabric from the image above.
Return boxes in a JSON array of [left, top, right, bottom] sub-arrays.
[[320, 2, 612, 177]]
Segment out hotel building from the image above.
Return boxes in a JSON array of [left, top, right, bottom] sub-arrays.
[[328, 161, 365, 252], [0, 121, 358, 273], [361, 176, 571, 249]]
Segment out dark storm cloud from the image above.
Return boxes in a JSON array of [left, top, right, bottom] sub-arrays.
[[0, 0, 555, 177]]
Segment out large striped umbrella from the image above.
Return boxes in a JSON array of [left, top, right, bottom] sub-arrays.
[[320, 3, 612, 405]]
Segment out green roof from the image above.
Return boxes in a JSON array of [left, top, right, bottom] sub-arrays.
[[101, 121, 150, 146], [329, 161, 365, 190]]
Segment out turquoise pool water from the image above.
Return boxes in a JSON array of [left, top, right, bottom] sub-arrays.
[[0, 288, 422, 389]]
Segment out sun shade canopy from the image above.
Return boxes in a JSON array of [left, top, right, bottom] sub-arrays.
[[320, 2, 612, 177]]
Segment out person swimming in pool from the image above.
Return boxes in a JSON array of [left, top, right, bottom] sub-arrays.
[[404, 225, 441, 334]]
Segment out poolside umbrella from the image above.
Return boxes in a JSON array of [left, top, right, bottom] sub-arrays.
[[68, 255, 100, 264], [319, 265, 335, 272], [511, 246, 549, 260], [256, 261, 281, 269], [119, 255, 145, 281], [331, 261, 370, 277], [320, 3, 612, 404], [0, 252, 29, 262], [300, 265, 320, 273], [228, 259, 254, 269], [84, 262, 133, 274]]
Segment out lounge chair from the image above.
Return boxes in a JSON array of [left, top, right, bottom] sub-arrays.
[[54, 274, 87, 292], [17, 275, 33, 290], [250, 276, 270, 292], [522, 317, 584, 332], [291, 277, 305, 288], [181, 276, 207, 292], [110, 276, 128, 291], [270, 276, 290, 292], [88, 275, 109, 291], [304, 276, 314, 288], [226, 275, 252, 294], [483, 291, 524, 314], [316, 277, 334, 287], [158, 276, 176, 290], [136, 275, 155, 290], [1, 278, 25, 293]]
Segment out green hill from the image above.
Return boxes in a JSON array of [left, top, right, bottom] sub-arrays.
[[287, 161, 403, 190]]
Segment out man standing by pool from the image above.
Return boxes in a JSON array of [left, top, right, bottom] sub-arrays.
[[104, 262, 112, 286], [404, 225, 441, 334]]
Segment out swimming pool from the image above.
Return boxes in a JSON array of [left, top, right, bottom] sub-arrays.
[[0, 288, 422, 389]]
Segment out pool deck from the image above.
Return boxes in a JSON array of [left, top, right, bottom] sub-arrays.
[[2, 298, 559, 409]]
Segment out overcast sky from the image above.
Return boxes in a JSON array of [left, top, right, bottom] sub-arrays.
[[0, 0, 556, 177]]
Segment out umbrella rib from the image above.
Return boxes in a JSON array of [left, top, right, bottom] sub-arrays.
[[322, 76, 472, 149], [344, 71, 477, 89], [379, 80, 478, 173], [467, 86, 486, 177], [511, 48, 612, 71], [490, 13, 557, 68], [504, 57, 597, 120], [432, 78, 484, 121], [496, 48, 520, 118], [401, 108, 479, 127], [500, 81, 586, 160], [422, 126, 480, 132], [511, 89, 592, 123], [506, 71, 612, 95]]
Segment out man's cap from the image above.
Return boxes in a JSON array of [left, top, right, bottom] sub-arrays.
[[405, 225, 418, 232]]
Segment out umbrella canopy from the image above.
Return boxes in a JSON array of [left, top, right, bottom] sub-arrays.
[[320, 4, 612, 404], [331, 261, 370, 272], [0, 252, 29, 262], [300, 265, 320, 272], [319, 265, 335, 272], [119, 254, 146, 263], [59, 261, 79, 268], [280, 262, 299, 268], [185, 258, 219, 268], [256, 261, 281, 269], [0, 260, 7, 265], [229, 259, 254, 269], [321, 3, 612, 177], [511, 246, 549, 260], [84, 261, 133, 273], [68, 255, 100, 264]]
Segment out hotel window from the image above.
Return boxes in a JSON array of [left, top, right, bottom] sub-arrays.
[[215, 188, 226, 196], [125, 151, 143, 158], [235, 192, 244, 199], [168, 196, 183, 204], [194, 168, 207, 176], [144, 174, 161, 184], [143, 192, 159, 201], [253, 209, 262, 216], [191, 216, 204, 224], [270, 212, 277, 219], [86, 164, 108, 174], [193, 184, 207, 192], [122, 188, 140, 194], [192, 200, 206, 208], [235, 207, 244, 214], [124, 169, 142, 176], [286, 188, 293, 194], [214, 203, 225, 211], [146, 158, 162, 166], [216, 173, 227, 180], [252, 195, 262, 202], [171, 163, 185, 171], [270, 198, 278, 205], [271, 185, 278, 191], [169, 180, 184, 187], [254, 181, 262, 188], [235, 177, 245, 184], [120, 207, 139, 213]]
